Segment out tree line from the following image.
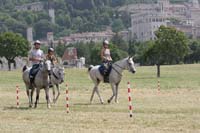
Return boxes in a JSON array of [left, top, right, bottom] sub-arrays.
[[1, 26, 200, 76], [0, 0, 191, 40]]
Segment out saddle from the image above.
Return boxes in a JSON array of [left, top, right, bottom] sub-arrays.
[[99, 63, 112, 83], [29, 64, 40, 85]]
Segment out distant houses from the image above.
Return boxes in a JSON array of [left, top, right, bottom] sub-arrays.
[[15, 2, 44, 12], [60, 29, 115, 45], [124, 0, 200, 41]]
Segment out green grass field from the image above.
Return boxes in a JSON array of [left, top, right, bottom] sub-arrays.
[[0, 64, 200, 132]]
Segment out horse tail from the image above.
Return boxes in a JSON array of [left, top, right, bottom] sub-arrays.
[[22, 65, 27, 72], [88, 65, 94, 72]]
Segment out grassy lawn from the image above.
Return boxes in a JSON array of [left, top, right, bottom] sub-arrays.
[[0, 64, 200, 132]]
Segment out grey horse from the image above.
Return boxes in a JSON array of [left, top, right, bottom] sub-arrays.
[[88, 57, 136, 104], [50, 65, 65, 103], [22, 60, 52, 108]]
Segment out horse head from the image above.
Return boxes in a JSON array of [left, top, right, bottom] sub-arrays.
[[57, 66, 65, 83], [127, 57, 136, 74], [41, 60, 52, 72], [54, 65, 65, 83]]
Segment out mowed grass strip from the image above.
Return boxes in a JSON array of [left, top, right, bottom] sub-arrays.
[[0, 64, 200, 132]]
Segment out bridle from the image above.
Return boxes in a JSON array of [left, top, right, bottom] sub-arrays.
[[112, 60, 132, 77]]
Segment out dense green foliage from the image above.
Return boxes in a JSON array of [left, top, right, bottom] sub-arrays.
[[143, 26, 189, 77], [0, 0, 193, 39], [1, 0, 200, 68], [0, 32, 30, 70]]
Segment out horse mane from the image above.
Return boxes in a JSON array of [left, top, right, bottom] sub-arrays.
[[22, 65, 27, 72]]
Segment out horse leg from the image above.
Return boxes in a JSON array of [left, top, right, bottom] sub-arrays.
[[54, 84, 60, 103], [95, 86, 104, 104], [26, 86, 31, 108], [30, 87, 35, 107], [108, 84, 116, 103], [34, 88, 40, 108], [50, 85, 56, 103], [45, 87, 51, 109], [115, 83, 120, 103], [90, 85, 96, 104]]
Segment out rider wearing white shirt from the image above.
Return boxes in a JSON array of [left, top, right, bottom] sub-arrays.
[[29, 40, 44, 65], [29, 40, 44, 87]]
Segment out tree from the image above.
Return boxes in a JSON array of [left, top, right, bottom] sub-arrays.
[[34, 19, 55, 39], [184, 40, 200, 63], [144, 26, 189, 77], [111, 18, 124, 33], [0, 32, 30, 70], [111, 33, 128, 51]]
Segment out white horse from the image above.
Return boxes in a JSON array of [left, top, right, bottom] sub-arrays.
[[88, 57, 136, 104], [22, 60, 52, 108], [50, 66, 65, 103]]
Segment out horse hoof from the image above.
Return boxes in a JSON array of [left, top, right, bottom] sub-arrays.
[[47, 104, 51, 109], [107, 100, 111, 103], [101, 101, 104, 104]]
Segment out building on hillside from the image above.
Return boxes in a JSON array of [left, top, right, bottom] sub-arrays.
[[15, 2, 44, 11], [62, 47, 78, 67], [49, 9, 55, 24], [131, 12, 167, 41], [127, 0, 200, 41], [60, 29, 115, 44], [27, 27, 33, 43]]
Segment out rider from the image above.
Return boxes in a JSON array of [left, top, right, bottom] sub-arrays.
[[46, 47, 57, 65], [100, 40, 112, 82], [29, 40, 44, 88], [46, 47, 57, 87]]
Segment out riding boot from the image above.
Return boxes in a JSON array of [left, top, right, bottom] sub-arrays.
[[104, 75, 109, 83], [103, 70, 109, 83]]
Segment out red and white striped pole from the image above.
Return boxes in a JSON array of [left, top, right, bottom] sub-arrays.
[[66, 84, 69, 113], [16, 85, 19, 108], [157, 78, 160, 92], [127, 82, 133, 117]]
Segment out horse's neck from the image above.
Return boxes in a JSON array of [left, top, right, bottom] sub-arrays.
[[113, 59, 127, 74], [39, 66, 49, 77], [115, 59, 127, 68]]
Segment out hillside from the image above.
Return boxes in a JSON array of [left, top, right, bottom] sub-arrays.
[[0, 0, 193, 39]]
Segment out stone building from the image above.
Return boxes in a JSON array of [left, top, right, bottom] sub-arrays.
[[15, 2, 44, 12], [131, 12, 167, 41]]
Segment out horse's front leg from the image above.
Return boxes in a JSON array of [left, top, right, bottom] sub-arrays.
[[115, 83, 120, 103], [50, 85, 55, 104], [34, 88, 40, 108], [54, 84, 60, 103], [45, 87, 51, 108], [30, 87, 35, 107], [108, 83, 116, 103]]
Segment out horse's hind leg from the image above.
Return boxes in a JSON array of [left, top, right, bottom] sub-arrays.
[[26, 87, 31, 108], [90, 86, 96, 104], [90, 81, 103, 104], [95, 87, 104, 104]]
